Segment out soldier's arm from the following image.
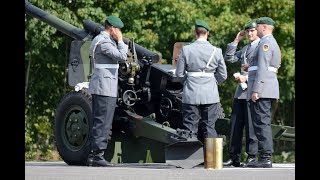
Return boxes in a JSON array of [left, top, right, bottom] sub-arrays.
[[100, 39, 128, 63], [175, 48, 187, 78], [252, 43, 272, 94], [215, 48, 228, 84], [224, 43, 242, 63]]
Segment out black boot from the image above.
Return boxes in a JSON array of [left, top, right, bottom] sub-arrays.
[[241, 155, 257, 167], [246, 157, 272, 168], [87, 151, 114, 167], [223, 155, 240, 167]]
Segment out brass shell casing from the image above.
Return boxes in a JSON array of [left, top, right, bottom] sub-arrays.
[[204, 138, 223, 169]]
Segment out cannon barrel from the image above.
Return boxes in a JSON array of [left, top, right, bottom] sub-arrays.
[[25, 0, 88, 40], [25, 0, 160, 62], [83, 19, 104, 37]]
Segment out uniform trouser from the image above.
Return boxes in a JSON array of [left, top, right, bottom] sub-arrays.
[[249, 98, 274, 159], [229, 99, 258, 160], [182, 103, 219, 138], [90, 94, 117, 152]]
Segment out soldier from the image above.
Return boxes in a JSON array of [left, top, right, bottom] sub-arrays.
[[246, 17, 281, 168], [87, 15, 128, 167], [175, 20, 227, 140], [223, 19, 259, 167]]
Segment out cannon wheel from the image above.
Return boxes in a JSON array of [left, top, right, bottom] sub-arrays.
[[54, 89, 92, 165]]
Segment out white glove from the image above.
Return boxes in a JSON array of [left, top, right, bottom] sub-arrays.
[[75, 82, 89, 92], [240, 82, 247, 90], [233, 72, 240, 78], [233, 72, 247, 90]]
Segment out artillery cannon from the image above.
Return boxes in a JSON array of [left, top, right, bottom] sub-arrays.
[[25, 0, 294, 168]]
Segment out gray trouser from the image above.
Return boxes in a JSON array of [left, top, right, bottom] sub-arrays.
[[182, 103, 219, 138], [229, 99, 258, 159], [250, 98, 274, 159], [90, 94, 117, 152]]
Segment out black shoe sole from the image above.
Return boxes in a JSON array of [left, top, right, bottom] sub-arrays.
[[246, 164, 272, 168], [223, 163, 240, 167], [260, 164, 272, 168], [88, 163, 115, 167], [88, 161, 115, 167]]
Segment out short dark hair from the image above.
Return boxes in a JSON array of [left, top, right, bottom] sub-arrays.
[[104, 20, 112, 29], [195, 26, 207, 36]]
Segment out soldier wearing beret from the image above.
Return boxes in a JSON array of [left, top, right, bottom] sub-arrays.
[[175, 20, 227, 141], [223, 19, 259, 167], [87, 15, 128, 167], [246, 17, 281, 168]]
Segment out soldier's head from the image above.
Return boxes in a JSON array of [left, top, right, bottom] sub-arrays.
[[104, 15, 124, 39], [255, 17, 275, 37], [244, 19, 259, 42], [194, 19, 210, 39], [104, 15, 124, 34]]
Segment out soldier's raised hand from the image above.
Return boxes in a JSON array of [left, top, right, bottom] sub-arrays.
[[233, 30, 245, 44], [111, 27, 123, 42]]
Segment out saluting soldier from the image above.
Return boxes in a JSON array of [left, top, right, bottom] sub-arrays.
[[175, 20, 227, 140], [246, 17, 281, 168], [223, 19, 259, 167], [87, 15, 128, 167]]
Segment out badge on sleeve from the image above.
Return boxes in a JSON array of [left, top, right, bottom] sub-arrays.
[[263, 44, 269, 51]]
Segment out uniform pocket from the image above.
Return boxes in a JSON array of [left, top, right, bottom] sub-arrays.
[[103, 70, 116, 79], [102, 69, 117, 95]]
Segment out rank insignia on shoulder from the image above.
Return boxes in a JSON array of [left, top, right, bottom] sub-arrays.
[[263, 44, 269, 51]]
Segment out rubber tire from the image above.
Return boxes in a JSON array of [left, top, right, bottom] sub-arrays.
[[54, 89, 92, 165]]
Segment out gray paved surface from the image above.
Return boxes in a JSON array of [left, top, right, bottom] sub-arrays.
[[25, 161, 295, 180]]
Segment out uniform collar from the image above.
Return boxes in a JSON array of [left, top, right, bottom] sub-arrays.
[[100, 31, 110, 37], [260, 34, 272, 42], [196, 37, 207, 42], [250, 38, 260, 46]]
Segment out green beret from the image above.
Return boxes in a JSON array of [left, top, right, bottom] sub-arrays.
[[244, 19, 257, 30], [106, 15, 124, 28], [195, 19, 210, 31], [256, 17, 275, 26]]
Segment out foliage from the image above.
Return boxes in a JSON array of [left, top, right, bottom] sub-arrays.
[[25, 0, 295, 161], [272, 140, 295, 163]]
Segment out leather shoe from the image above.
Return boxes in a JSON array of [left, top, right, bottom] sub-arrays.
[[241, 156, 257, 167], [87, 153, 114, 167], [246, 158, 272, 168], [223, 158, 240, 167]]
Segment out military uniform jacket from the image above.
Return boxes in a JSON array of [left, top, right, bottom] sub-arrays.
[[247, 34, 280, 100], [225, 39, 259, 99], [88, 31, 128, 97], [175, 39, 227, 104]]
